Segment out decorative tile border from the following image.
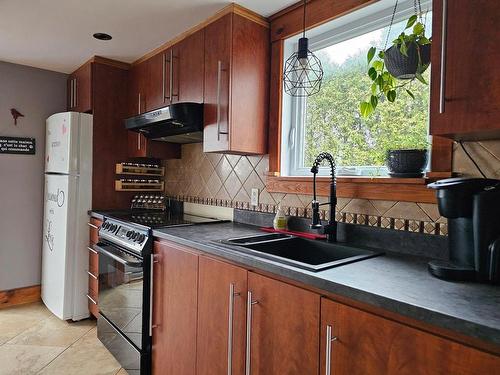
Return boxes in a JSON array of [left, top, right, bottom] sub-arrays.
[[168, 194, 448, 236], [164, 144, 450, 237]]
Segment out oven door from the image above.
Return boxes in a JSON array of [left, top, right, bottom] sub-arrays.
[[95, 242, 144, 352]]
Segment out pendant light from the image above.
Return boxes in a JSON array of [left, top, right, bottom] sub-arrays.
[[283, 0, 324, 97]]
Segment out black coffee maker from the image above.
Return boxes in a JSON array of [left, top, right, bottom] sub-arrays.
[[428, 178, 500, 283]]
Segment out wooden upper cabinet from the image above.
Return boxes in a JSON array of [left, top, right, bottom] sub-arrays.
[[145, 52, 168, 111], [321, 298, 500, 375], [203, 13, 269, 155], [176, 29, 205, 103], [430, 0, 500, 139], [197, 257, 247, 375], [127, 61, 148, 117], [152, 240, 199, 375], [140, 28, 204, 113], [247, 272, 320, 375], [126, 59, 180, 159], [67, 62, 92, 113]]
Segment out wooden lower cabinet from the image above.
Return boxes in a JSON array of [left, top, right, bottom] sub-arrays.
[[247, 272, 320, 375], [197, 257, 248, 375], [152, 240, 198, 375], [87, 217, 102, 318], [321, 298, 500, 375], [151, 239, 500, 375]]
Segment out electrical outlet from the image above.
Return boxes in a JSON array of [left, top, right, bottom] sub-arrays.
[[251, 188, 259, 206]]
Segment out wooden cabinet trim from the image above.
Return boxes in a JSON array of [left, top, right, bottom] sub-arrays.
[[133, 4, 268, 66], [270, 0, 376, 42], [266, 175, 438, 203]]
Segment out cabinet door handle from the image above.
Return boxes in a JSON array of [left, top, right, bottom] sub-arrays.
[[137, 133, 141, 151], [149, 254, 159, 336], [245, 291, 258, 375], [87, 271, 98, 280], [138, 92, 142, 114], [69, 79, 73, 108], [71, 78, 76, 108], [162, 52, 166, 103], [164, 50, 175, 103], [87, 222, 99, 230], [74, 78, 78, 109], [86, 294, 97, 305], [325, 324, 338, 375], [439, 0, 448, 114], [169, 49, 174, 103], [216, 60, 229, 141], [227, 283, 240, 375]]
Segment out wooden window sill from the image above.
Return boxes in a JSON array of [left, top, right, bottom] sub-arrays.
[[266, 175, 441, 203]]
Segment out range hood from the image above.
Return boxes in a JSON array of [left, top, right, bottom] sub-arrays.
[[125, 102, 203, 144]]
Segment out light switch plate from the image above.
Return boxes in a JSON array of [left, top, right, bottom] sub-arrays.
[[251, 188, 259, 206]]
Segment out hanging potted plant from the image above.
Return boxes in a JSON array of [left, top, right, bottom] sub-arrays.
[[360, 1, 431, 117]]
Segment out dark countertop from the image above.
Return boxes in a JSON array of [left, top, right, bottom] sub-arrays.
[[151, 221, 500, 347]]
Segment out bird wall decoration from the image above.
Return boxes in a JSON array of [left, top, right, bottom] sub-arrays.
[[10, 108, 24, 125]]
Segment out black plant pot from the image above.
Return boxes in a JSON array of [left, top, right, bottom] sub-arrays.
[[386, 149, 428, 177], [384, 43, 431, 80]]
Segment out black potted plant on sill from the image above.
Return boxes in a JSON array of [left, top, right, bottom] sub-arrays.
[[386, 144, 429, 178], [360, 1, 431, 117]]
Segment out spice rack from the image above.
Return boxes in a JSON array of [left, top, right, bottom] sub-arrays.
[[115, 162, 165, 177], [115, 179, 164, 192], [115, 162, 165, 192]]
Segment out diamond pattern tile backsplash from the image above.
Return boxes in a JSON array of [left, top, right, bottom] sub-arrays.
[[164, 139, 500, 236]]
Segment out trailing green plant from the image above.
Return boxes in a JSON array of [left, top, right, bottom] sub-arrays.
[[360, 14, 431, 117]]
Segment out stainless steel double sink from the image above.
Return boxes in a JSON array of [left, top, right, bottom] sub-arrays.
[[217, 233, 383, 272]]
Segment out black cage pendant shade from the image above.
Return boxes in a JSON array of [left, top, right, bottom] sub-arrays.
[[283, 0, 324, 97]]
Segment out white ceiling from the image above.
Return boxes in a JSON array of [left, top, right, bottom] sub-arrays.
[[0, 0, 295, 74]]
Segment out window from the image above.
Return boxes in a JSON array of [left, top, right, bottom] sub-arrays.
[[281, 0, 432, 177]]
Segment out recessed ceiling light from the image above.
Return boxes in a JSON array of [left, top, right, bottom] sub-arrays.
[[93, 33, 112, 41]]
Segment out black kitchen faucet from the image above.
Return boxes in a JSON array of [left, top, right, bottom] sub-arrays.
[[310, 152, 337, 242]]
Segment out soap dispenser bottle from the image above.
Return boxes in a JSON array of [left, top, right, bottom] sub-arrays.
[[273, 205, 287, 231]]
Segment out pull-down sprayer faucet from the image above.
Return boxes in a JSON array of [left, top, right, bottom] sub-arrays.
[[310, 152, 337, 242]]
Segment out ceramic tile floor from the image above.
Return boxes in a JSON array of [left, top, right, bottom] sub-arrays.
[[0, 302, 127, 375]]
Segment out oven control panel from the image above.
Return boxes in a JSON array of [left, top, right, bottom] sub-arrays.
[[99, 218, 150, 255]]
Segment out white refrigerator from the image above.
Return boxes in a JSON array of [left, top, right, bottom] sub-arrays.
[[41, 112, 93, 321]]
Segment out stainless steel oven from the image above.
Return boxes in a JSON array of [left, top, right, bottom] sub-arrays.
[[96, 218, 152, 375]]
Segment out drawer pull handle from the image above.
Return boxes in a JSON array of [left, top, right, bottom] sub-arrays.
[[245, 291, 258, 375], [86, 294, 97, 305], [325, 324, 338, 375]]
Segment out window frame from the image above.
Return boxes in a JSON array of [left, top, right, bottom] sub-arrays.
[[267, 0, 452, 204], [281, 0, 432, 177]]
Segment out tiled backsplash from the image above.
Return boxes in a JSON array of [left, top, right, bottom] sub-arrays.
[[164, 140, 500, 236], [452, 140, 500, 178]]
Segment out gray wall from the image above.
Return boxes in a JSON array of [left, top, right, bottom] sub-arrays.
[[0, 61, 67, 291]]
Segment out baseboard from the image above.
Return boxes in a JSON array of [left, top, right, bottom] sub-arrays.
[[0, 285, 41, 308]]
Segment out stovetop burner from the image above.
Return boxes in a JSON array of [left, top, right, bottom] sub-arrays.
[[107, 210, 223, 229]]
